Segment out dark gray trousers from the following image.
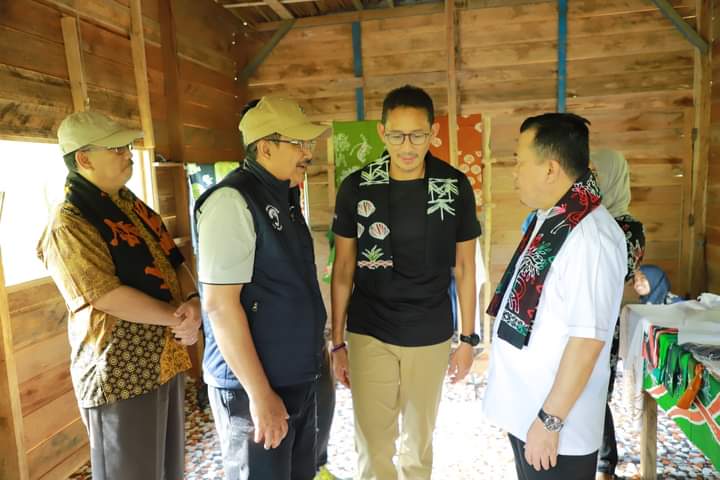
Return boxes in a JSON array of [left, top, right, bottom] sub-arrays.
[[79, 374, 186, 480]]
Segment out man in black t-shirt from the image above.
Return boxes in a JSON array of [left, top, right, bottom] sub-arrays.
[[331, 85, 481, 480]]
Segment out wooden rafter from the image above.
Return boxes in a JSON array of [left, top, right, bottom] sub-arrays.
[[60, 15, 88, 112], [238, 19, 295, 82], [650, 0, 709, 54], [264, 0, 295, 19]]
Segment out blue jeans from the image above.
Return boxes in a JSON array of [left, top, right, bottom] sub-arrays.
[[209, 381, 317, 480]]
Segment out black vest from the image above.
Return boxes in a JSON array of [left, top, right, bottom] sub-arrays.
[[194, 159, 326, 389]]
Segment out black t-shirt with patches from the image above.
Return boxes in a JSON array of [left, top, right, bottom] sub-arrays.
[[333, 173, 481, 347]]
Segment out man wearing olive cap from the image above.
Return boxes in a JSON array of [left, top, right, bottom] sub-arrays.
[[193, 96, 329, 479], [37, 110, 202, 480]]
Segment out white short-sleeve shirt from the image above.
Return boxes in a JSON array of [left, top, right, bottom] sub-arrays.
[[197, 187, 256, 285], [482, 205, 627, 455]]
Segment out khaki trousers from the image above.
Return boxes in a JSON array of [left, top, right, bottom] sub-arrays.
[[348, 332, 451, 480]]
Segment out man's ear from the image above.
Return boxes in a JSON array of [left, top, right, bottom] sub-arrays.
[[430, 121, 440, 138], [376, 121, 385, 142], [257, 139, 272, 160], [545, 158, 563, 183], [75, 150, 92, 170]]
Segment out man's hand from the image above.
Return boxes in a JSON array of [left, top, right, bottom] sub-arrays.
[[172, 297, 201, 345], [447, 342, 473, 384], [249, 389, 289, 449], [524, 418, 559, 471], [332, 347, 351, 389]]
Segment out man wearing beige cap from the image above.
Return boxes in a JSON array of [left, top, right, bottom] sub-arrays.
[[37, 110, 202, 480], [193, 96, 329, 480]]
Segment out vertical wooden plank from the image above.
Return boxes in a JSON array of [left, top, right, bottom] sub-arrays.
[[445, 0, 458, 167], [688, 0, 712, 296], [60, 16, 88, 112], [640, 391, 658, 480], [130, 0, 155, 150], [481, 115, 492, 351], [352, 21, 364, 121], [0, 245, 30, 480], [327, 138, 336, 209], [158, 0, 190, 244], [679, 110, 695, 295]]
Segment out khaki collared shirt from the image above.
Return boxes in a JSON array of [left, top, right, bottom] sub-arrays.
[[38, 191, 191, 408]]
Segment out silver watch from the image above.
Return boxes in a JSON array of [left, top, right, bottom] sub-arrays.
[[538, 408, 563, 432]]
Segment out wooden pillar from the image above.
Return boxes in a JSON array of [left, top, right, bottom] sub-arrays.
[[481, 116, 492, 351], [687, 0, 712, 296], [130, 0, 155, 151], [640, 391, 658, 480], [445, 0, 458, 167], [0, 229, 30, 480], [60, 15, 88, 112]]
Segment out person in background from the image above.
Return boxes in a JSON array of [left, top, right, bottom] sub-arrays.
[[591, 149, 645, 480], [633, 264, 684, 305]]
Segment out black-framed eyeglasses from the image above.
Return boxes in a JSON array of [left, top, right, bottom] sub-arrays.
[[384, 132, 430, 146], [274, 139, 316, 152]]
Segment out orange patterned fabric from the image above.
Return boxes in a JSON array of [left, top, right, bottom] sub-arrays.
[[429, 114, 484, 210]]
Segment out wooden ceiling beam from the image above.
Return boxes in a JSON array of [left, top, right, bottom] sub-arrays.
[[264, 0, 295, 19]]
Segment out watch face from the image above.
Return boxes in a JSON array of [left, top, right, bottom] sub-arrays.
[[544, 416, 563, 432]]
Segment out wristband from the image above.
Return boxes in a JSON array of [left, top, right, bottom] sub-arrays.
[[185, 292, 200, 302], [331, 342, 347, 353]]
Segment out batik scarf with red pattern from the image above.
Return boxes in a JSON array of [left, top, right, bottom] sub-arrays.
[[65, 171, 184, 302], [487, 169, 601, 349]]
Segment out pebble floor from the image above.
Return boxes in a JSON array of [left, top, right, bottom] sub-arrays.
[[70, 369, 719, 479]]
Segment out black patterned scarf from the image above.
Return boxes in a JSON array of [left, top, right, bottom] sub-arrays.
[[65, 171, 184, 302], [487, 170, 601, 349]]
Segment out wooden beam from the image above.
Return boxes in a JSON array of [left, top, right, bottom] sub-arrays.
[[225, 0, 313, 6], [650, 0, 709, 54], [254, 2, 442, 31], [264, 0, 295, 19], [481, 115, 492, 352], [60, 16, 88, 112], [640, 391, 658, 480], [556, 0, 567, 112], [129, 0, 155, 149], [445, 0, 458, 167], [687, 0, 712, 295], [352, 21, 364, 120], [237, 19, 295, 82], [351, 0, 364, 11], [0, 234, 30, 480]]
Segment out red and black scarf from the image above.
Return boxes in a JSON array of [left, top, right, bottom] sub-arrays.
[[487, 170, 601, 349], [65, 171, 184, 302]]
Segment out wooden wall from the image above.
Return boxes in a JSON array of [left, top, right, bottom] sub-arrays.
[[709, 2, 720, 292], [0, 1, 250, 478], [249, 0, 700, 294]]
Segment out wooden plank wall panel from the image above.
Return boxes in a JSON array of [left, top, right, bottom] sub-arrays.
[[708, 3, 720, 292], [247, 0, 698, 295], [0, 1, 250, 477]]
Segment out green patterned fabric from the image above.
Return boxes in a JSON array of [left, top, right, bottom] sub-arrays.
[[186, 162, 240, 200], [332, 120, 385, 187], [644, 333, 720, 470]]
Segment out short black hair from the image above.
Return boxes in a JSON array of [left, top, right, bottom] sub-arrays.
[[381, 85, 434, 126], [240, 98, 279, 159], [63, 151, 78, 171], [520, 113, 591, 179]]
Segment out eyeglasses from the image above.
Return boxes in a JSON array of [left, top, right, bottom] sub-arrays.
[[274, 139, 316, 152], [384, 132, 430, 146], [82, 144, 133, 154]]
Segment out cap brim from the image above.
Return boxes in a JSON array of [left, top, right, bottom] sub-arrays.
[[91, 129, 144, 149], [279, 122, 328, 141]]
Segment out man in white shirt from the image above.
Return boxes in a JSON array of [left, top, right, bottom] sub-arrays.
[[483, 113, 627, 479]]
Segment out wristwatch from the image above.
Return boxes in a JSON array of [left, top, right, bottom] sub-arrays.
[[459, 333, 480, 347], [538, 408, 564, 433]]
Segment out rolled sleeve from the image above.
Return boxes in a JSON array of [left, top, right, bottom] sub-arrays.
[[197, 188, 256, 285]]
